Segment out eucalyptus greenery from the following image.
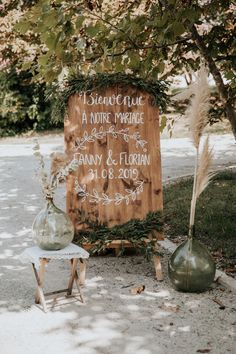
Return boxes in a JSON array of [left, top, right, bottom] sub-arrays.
[[73, 210, 163, 260], [48, 73, 169, 123]]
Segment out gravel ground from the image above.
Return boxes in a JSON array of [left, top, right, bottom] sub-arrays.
[[0, 255, 235, 354], [0, 132, 235, 354]]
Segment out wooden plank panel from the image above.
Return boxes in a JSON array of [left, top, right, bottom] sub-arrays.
[[65, 85, 163, 230]]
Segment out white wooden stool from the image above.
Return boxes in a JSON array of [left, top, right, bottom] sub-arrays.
[[20, 243, 89, 312]]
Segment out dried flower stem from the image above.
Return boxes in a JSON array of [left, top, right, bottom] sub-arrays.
[[33, 140, 79, 201]]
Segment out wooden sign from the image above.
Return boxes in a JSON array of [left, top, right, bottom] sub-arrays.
[[65, 85, 163, 228]]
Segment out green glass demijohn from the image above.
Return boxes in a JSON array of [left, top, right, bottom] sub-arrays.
[[168, 226, 216, 292], [32, 198, 74, 250]]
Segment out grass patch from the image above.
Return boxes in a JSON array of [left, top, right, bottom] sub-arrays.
[[164, 169, 236, 272]]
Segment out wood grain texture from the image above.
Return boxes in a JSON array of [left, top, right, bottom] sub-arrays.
[[65, 85, 163, 229]]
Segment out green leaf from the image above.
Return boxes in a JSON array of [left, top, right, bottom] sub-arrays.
[[42, 3, 50, 13], [85, 25, 100, 37], [61, 51, 73, 64], [160, 115, 167, 132], [44, 10, 59, 28], [149, 67, 159, 79], [225, 71, 234, 80], [129, 22, 142, 34], [38, 53, 51, 66], [21, 62, 32, 71], [76, 16, 85, 30], [43, 68, 60, 82], [41, 33, 58, 50], [172, 22, 185, 36], [155, 13, 169, 28], [64, 21, 74, 36], [129, 53, 140, 70], [14, 21, 30, 34], [181, 8, 200, 23], [158, 62, 165, 73], [114, 62, 125, 72]]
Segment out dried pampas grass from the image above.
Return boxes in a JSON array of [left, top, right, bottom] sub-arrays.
[[173, 67, 210, 149], [183, 66, 215, 233], [188, 67, 210, 148], [196, 137, 215, 199]]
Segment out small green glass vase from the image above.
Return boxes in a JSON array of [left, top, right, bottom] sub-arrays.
[[168, 229, 216, 292], [32, 198, 74, 250]]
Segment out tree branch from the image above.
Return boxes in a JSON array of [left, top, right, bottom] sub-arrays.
[[189, 24, 236, 138], [215, 55, 236, 63], [190, 25, 228, 102], [86, 36, 191, 62], [81, 6, 139, 49]]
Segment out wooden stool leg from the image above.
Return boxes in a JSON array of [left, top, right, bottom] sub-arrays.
[[79, 259, 86, 286], [74, 270, 84, 303], [67, 258, 78, 296], [32, 259, 48, 313], [68, 258, 85, 302], [153, 255, 163, 281]]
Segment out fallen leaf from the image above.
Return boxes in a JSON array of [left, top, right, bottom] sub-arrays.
[[225, 267, 236, 273], [212, 251, 223, 258], [212, 298, 226, 310], [130, 285, 145, 295], [197, 349, 211, 353], [160, 302, 180, 313]]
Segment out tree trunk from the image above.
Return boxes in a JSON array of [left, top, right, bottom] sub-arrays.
[[190, 25, 236, 139]]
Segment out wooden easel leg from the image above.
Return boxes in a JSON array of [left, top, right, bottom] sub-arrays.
[[67, 258, 78, 296], [114, 248, 120, 256], [153, 255, 163, 281], [32, 259, 48, 313], [79, 259, 86, 286]]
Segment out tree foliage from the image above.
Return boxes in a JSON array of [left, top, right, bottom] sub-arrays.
[[1, 0, 235, 136], [12, 0, 236, 137], [0, 1, 39, 71], [13, 1, 235, 82]]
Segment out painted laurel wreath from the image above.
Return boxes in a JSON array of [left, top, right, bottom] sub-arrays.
[[74, 126, 147, 152], [75, 180, 144, 206]]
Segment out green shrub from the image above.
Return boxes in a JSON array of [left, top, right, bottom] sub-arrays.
[[0, 68, 63, 137]]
